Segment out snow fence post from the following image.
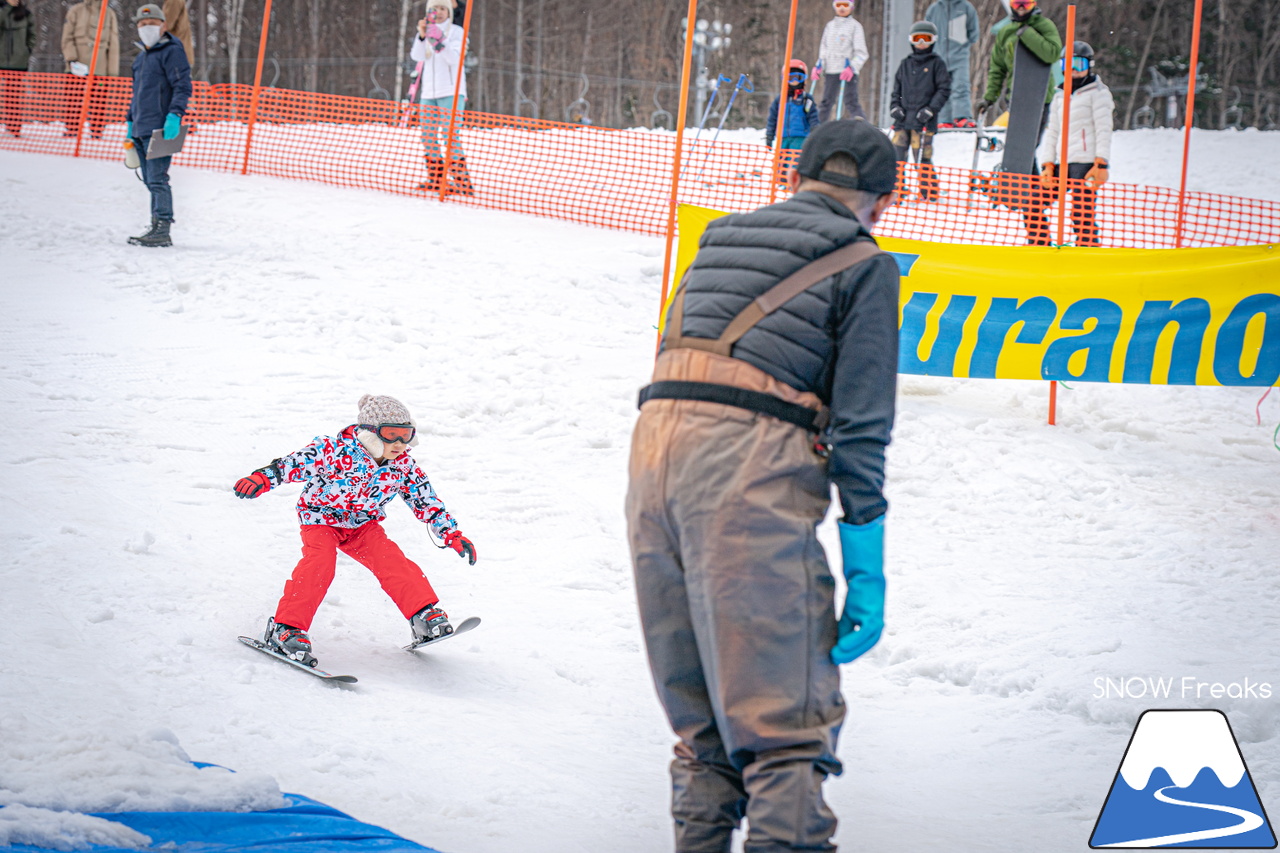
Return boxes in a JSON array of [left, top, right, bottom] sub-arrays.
[[767, 0, 801, 206], [655, 0, 700, 356], [1174, 0, 1205, 248], [71, 0, 110, 158], [439, 0, 476, 202], [240, 0, 275, 176]]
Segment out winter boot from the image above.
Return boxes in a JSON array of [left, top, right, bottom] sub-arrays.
[[447, 157, 474, 196], [918, 163, 940, 202], [264, 617, 316, 665], [127, 217, 159, 246], [409, 605, 453, 644], [131, 218, 172, 248], [417, 156, 445, 191]]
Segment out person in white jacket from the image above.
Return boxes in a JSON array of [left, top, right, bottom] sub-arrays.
[[410, 0, 472, 194], [1039, 41, 1113, 246], [815, 0, 869, 121]]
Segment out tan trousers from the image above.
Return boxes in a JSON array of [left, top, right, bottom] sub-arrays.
[[626, 349, 846, 853]]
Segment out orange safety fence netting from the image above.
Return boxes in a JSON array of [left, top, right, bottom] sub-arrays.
[[3, 70, 1279, 249]]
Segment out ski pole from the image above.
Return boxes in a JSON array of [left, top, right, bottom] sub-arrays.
[[695, 74, 753, 178], [681, 74, 732, 177], [807, 60, 823, 97], [835, 59, 849, 120]]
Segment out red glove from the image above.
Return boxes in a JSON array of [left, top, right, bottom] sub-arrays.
[[443, 529, 476, 565], [839, 65, 855, 83], [234, 471, 271, 499]]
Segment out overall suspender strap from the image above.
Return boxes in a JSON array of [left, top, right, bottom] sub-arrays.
[[662, 240, 883, 356], [645, 240, 884, 432]]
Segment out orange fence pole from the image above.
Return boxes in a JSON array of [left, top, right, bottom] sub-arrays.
[[240, 0, 275, 176], [1049, 377, 1057, 426], [1173, 0, 1205, 248], [767, 0, 801, 205], [1054, 5, 1076, 247], [439, 0, 476, 202], [71, 0, 110, 158], [654, 0, 699, 354]]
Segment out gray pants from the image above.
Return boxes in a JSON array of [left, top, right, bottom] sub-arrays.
[[938, 55, 973, 123], [626, 349, 846, 853]]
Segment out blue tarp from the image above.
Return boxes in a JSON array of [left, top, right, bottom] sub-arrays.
[[3, 792, 445, 853]]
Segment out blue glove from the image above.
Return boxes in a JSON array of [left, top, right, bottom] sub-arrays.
[[125, 120, 133, 138], [831, 516, 885, 665], [163, 113, 181, 140]]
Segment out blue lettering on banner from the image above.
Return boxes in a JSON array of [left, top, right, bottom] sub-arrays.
[[1212, 293, 1280, 386], [1123, 299, 1212, 385], [970, 296, 1057, 379], [1042, 299, 1124, 382], [899, 293, 976, 376], [886, 252, 920, 277]]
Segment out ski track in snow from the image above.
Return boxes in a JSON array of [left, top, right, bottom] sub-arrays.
[[1, 144, 1278, 853]]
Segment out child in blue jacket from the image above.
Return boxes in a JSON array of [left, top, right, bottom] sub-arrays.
[[766, 59, 820, 151]]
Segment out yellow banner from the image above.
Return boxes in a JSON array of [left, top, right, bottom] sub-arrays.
[[667, 204, 1280, 386]]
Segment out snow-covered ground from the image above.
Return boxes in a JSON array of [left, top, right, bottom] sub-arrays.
[[1, 142, 1279, 853]]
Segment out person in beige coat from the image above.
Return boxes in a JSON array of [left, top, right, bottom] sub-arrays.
[[161, 0, 193, 66], [62, 0, 119, 75], [60, 0, 119, 138]]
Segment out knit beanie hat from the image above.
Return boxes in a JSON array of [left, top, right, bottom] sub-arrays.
[[355, 394, 419, 456], [427, 0, 454, 12]]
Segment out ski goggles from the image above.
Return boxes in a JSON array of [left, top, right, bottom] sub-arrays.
[[1061, 56, 1091, 72], [833, 1, 853, 9], [910, 33, 936, 46], [789, 71, 806, 85], [1009, 0, 1035, 9], [362, 423, 416, 444]]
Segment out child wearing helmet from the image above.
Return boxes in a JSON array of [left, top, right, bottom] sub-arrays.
[[1039, 41, 1113, 246], [233, 394, 477, 666], [816, 0, 869, 121], [765, 58, 820, 153], [889, 21, 952, 201]]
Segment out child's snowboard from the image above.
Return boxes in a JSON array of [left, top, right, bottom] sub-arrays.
[[237, 635, 358, 683]]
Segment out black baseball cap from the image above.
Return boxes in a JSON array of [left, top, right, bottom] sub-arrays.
[[796, 119, 899, 195]]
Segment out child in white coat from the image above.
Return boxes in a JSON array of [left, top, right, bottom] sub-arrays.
[[1039, 41, 1114, 246], [410, 0, 472, 194], [816, 0, 869, 121]]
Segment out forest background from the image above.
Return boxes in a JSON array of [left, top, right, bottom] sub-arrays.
[[22, 0, 1280, 132]]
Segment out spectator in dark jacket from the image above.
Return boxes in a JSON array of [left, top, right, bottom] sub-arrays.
[[890, 21, 952, 201], [627, 119, 900, 853], [124, 2, 190, 248], [0, 0, 36, 136]]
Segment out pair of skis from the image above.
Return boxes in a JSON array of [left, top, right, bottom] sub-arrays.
[[237, 616, 481, 684], [682, 73, 754, 180]]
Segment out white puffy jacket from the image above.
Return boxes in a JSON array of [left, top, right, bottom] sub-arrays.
[[1040, 76, 1115, 166], [409, 20, 466, 101]]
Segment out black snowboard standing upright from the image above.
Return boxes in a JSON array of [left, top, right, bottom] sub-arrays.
[[1000, 39, 1053, 174]]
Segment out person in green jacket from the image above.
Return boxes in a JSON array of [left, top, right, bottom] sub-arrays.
[[973, 0, 1061, 130], [0, 0, 36, 136]]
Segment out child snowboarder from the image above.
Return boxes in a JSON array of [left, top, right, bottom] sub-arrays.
[[815, 0, 869, 121], [1039, 41, 1113, 246], [233, 394, 477, 665], [889, 21, 952, 201], [766, 59, 820, 151]]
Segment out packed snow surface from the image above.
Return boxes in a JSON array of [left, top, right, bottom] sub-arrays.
[[1, 140, 1278, 853]]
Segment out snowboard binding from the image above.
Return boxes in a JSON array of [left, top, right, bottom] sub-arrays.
[[264, 617, 318, 668]]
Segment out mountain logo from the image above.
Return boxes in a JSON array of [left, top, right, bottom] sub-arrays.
[[1090, 709, 1276, 848]]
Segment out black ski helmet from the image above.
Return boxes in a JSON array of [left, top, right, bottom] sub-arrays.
[[1063, 40, 1094, 60]]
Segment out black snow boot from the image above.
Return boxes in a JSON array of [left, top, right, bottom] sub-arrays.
[[417, 156, 445, 191], [447, 157, 474, 196], [131, 218, 173, 248], [127, 218, 159, 245]]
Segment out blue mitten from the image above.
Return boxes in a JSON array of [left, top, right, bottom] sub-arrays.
[[831, 516, 885, 665], [163, 113, 181, 140], [125, 120, 133, 138]]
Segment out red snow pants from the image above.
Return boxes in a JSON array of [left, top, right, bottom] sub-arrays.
[[274, 522, 438, 631]]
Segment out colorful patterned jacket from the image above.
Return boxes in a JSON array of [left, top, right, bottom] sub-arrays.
[[257, 425, 459, 533]]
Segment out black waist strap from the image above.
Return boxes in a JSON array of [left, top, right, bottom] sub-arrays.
[[638, 381, 829, 433]]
